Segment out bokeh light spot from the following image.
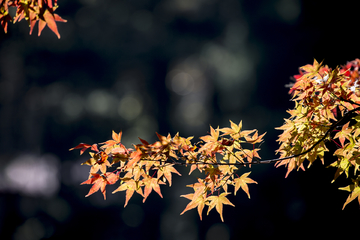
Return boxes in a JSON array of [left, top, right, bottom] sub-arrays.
[[4, 154, 60, 197], [118, 95, 143, 121], [201, 43, 255, 89], [171, 72, 194, 95], [86, 90, 115, 116], [275, 0, 301, 23]]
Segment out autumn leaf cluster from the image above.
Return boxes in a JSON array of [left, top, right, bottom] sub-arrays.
[[0, 0, 66, 38], [71, 59, 360, 221], [71, 122, 264, 221], [276, 59, 360, 209]]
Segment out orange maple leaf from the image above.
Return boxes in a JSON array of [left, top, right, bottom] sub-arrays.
[[199, 126, 222, 154], [180, 193, 207, 220], [206, 192, 235, 222], [220, 120, 242, 139], [300, 59, 323, 74], [126, 146, 143, 168], [185, 179, 207, 200], [142, 176, 165, 202], [339, 183, 360, 210], [113, 179, 144, 207], [180, 179, 208, 220], [69, 143, 92, 155], [205, 166, 222, 184], [334, 122, 352, 148], [244, 131, 266, 144], [200, 126, 219, 143], [41, 9, 64, 39], [101, 130, 123, 149], [156, 164, 181, 186], [81, 172, 118, 200], [233, 172, 258, 198], [275, 156, 305, 178], [82, 151, 112, 175]]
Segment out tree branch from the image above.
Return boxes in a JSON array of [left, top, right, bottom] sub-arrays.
[[159, 106, 360, 168]]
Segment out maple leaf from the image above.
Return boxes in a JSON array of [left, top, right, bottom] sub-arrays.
[[126, 146, 143, 168], [113, 179, 144, 207], [300, 59, 324, 77], [173, 134, 194, 150], [125, 165, 144, 181], [101, 130, 123, 152], [41, 9, 62, 39], [329, 158, 352, 183], [69, 143, 92, 155], [81, 173, 118, 200], [205, 165, 222, 184], [242, 148, 261, 164], [275, 156, 305, 178], [153, 133, 173, 154], [185, 179, 208, 200], [138, 137, 150, 146], [199, 126, 221, 154], [334, 122, 352, 148], [82, 151, 112, 175], [91, 144, 100, 152], [180, 193, 207, 220], [220, 120, 242, 139], [180, 179, 209, 220], [233, 172, 257, 198], [339, 180, 360, 210], [10, 1, 68, 39], [28, 9, 37, 35], [188, 161, 200, 175], [200, 126, 219, 142], [150, 133, 179, 161], [155, 132, 171, 144], [156, 164, 181, 186], [244, 131, 266, 144], [142, 176, 165, 202], [111, 130, 123, 144], [206, 192, 235, 222]]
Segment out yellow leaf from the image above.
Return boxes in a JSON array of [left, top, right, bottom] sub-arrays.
[[206, 192, 235, 222], [339, 184, 360, 210], [233, 172, 257, 198], [180, 193, 207, 220]]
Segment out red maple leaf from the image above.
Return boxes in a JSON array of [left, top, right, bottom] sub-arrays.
[[81, 172, 118, 200]]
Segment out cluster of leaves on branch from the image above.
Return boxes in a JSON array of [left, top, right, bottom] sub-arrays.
[[276, 59, 360, 209], [71, 59, 360, 221], [71, 124, 264, 221], [0, 0, 66, 38]]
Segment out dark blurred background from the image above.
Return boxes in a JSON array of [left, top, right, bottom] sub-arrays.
[[0, 0, 359, 239]]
